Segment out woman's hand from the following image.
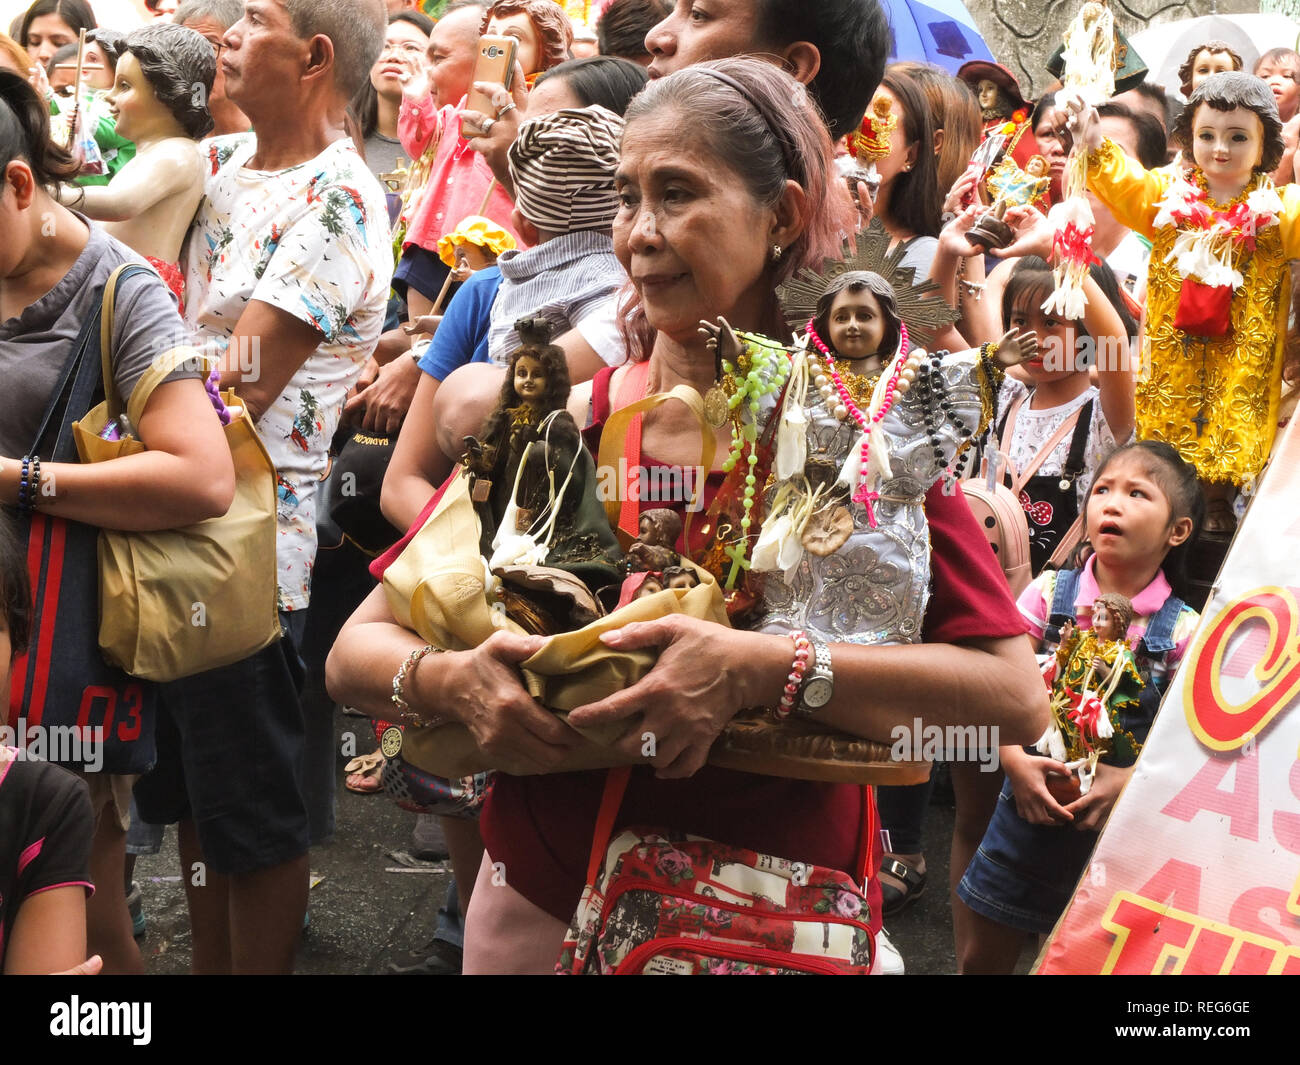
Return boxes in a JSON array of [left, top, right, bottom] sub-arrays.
[[441, 632, 586, 773], [461, 59, 527, 148], [1062, 761, 1133, 831], [28, 61, 53, 103], [1001, 745, 1076, 825], [943, 165, 980, 217], [937, 204, 985, 259], [850, 175, 875, 231], [566, 616, 758, 779], [991, 203, 1054, 260]]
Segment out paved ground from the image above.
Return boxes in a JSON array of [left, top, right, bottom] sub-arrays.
[[136, 713, 1033, 974]]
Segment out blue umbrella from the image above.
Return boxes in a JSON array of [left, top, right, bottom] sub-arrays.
[[881, 0, 996, 73]]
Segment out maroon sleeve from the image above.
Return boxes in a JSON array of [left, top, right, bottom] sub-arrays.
[[921, 482, 1027, 645]]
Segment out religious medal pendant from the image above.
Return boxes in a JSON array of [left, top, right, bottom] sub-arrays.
[[471, 478, 492, 503], [703, 384, 730, 429], [1059, 477, 1071, 492], [801, 503, 853, 557]]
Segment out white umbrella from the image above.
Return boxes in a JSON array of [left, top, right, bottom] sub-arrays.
[[1131, 13, 1300, 99]]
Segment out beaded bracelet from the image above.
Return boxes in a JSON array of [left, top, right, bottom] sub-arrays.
[[17, 455, 41, 515], [775, 630, 812, 719], [391, 644, 446, 728]]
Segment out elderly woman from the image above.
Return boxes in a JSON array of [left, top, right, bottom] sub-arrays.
[[326, 58, 1046, 974]]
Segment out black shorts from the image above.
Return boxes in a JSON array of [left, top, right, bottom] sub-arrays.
[[392, 243, 459, 306], [133, 613, 310, 876]]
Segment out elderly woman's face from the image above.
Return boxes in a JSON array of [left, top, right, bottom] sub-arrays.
[[614, 109, 778, 345]]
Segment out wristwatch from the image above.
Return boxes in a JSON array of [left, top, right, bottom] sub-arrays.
[[797, 634, 834, 715]]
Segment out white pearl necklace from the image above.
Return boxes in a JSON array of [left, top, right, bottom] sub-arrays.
[[804, 349, 923, 422]]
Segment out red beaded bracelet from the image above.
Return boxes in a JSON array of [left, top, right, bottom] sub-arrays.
[[775, 630, 811, 719]]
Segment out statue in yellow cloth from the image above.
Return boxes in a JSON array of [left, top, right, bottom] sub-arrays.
[[1072, 72, 1300, 531]]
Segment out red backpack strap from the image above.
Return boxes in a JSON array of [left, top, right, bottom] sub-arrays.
[[585, 766, 634, 886], [854, 784, 877, 886]]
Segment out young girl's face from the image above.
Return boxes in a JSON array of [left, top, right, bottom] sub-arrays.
[[828, 287, 887, 361], [1191, 104, 1264, 196], [1086, 453, 1188, 574], [1007, 298, 1080, 383]]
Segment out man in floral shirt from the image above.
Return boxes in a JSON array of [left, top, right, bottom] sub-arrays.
[[134, 0, 391, 974]]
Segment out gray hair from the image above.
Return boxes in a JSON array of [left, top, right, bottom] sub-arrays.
[[284, 0, 387, 100], [173, 0, 244, 30]]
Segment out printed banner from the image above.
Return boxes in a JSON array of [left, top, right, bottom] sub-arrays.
[[1037, 411, 1300, 975]]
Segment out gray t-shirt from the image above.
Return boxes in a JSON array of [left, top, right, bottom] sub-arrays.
[[0, 220, 201, 459], [363, 131, 406, 180]]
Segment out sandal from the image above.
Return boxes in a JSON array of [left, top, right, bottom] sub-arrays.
[[879, 854, 926, 916], [344, 750, 386, 794]]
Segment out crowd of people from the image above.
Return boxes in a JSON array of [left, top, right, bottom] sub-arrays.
[[0, 0, 1296, 977]]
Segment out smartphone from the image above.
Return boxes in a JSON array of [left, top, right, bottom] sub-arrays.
[[462, 35, 518, 136]]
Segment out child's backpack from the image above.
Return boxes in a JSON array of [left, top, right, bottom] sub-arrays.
[[959, 476, 1033, 596], [961, 392, 1089, 593]]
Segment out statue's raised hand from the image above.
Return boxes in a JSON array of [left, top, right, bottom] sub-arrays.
[[698, 316, 742, 364], [989, 328, 1039, 368]]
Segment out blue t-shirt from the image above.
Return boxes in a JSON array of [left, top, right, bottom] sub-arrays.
[[417, 266, 503, 382]]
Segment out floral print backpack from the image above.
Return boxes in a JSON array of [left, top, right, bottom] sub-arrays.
[[557, 768, 877, 975]]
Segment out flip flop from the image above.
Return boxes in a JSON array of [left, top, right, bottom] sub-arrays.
[[344, 750, 386, 794]]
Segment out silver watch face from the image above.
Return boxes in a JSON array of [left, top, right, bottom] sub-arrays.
[[803, 677, 834, 709]]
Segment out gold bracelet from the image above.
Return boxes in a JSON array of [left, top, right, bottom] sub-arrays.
[[391, 644, 445, 728]]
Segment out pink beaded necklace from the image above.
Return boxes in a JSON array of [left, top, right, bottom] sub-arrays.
[[804, 318, 910, 529]]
